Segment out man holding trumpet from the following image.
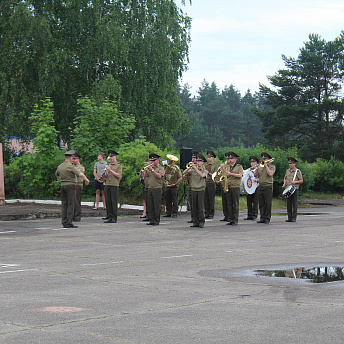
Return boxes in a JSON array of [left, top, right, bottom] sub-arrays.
[[183, 154, 207, 228], [220, 151, 243, 226], [144, 153, 165, 226], [254, 152, 276, 224]]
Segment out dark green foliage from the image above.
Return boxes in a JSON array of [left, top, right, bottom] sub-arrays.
[[176, 82, 264, 151], [0, 0, 191, 148]]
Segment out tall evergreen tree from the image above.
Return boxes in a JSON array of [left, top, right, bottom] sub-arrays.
[[253, 33, 344, 161]]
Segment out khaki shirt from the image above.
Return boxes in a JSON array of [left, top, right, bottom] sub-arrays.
[[75, 164, 85, 186], [103, 162, 122, 186], [257, 163, 276, 186], [284, 168, 302, 189], [55, 161, 80, 186], [205, 162, 218, 183], [145, 165, 165, 188], [188, 165, 206, 191], [225, 163, 243, 188]]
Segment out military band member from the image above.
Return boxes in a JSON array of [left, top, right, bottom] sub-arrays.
[[145, 153, 165, 226], [220, 151, 243, 226], [186, 150, 199, 224], [102, 149, 122, 223], [55, 150, 89, 228], [72, 152, 85, 222], [163, 155, 182, 218], [254, 152, 276, 224], [139, 158, 150, 219], [283, 157, 303, 222], [184, 154, 206, 228], [244, 155, 259, 221], [204, 150, 218, 219]]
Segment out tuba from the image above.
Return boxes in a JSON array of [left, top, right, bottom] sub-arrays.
[[164, 154, 179, 186]]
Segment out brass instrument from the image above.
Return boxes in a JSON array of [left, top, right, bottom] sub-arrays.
[[259, 158, 275, 168], [140, 163, 155, 172], [212, 166, 229, 192], [164, 154, 180, 186], [184, 161, 195, 186], [186, 162, 196, 169], [211, 167, 225, 183]]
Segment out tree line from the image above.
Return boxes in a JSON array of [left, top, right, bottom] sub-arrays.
[[2, 1, 344, 169]]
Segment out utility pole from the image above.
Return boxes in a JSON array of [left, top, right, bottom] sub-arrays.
[[0, 143, 5, 205]]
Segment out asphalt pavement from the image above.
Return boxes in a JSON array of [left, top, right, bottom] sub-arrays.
[[1, 200, 344, 343]]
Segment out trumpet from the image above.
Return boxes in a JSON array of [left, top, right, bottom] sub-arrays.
[[186, 162, 196, 169], [140, 163, 155, 172], [259, 158, 275, 168]]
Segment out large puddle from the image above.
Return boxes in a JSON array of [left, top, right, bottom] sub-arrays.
[[199, 264, 344, 285], [255, 266, 344, 283]]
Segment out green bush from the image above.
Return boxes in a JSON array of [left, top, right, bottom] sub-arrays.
[[311, 157, 344, 192]]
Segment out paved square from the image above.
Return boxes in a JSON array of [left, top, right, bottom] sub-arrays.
[[1, 207, 344, 343]]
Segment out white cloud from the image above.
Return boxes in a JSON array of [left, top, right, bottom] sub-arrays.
[[180, 0, 344, 96]]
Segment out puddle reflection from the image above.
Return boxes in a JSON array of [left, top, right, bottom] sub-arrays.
[[255, 266, 344, 283]]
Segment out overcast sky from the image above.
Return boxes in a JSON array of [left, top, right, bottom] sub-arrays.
[[179, 0, 344, 96]]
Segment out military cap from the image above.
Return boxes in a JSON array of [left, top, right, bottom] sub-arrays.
[[108, 149, 119, 156], [206, 150, 216, 158], [149, 153, 161, 160], [65, 150, 76, 156], [225, 151, 239, 159], [288, 156, 298, 163], [261, 152, 272, 159], [249, 155, 259, 163], [73, 152, 81, 159], [196, 154, 206, 162], [191, 150, 199, 158]]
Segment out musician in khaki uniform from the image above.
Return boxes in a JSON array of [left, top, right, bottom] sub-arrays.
[[220, 151, 243, 226], [186, 150, 199, 224], [102, 149, 122, 223], [145, 153, 165, 226], [163, 155, 182, 218], [184, 154, 207, 228], [204, 150, 218, 219], [244, 155, 259, 221], [254, 152, 276, 224], [283, 157, 303, 222], [72, 152, 85, 222], [55, 150, 90, 228]]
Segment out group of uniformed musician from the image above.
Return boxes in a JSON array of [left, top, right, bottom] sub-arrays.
[[55, 148, 303, 229]]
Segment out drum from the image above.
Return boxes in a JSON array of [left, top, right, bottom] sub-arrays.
[[282, 185, 296, 198], [241, 170, 258, 195]]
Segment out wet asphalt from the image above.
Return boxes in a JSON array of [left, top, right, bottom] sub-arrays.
[[1, 201, 344, 343]]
